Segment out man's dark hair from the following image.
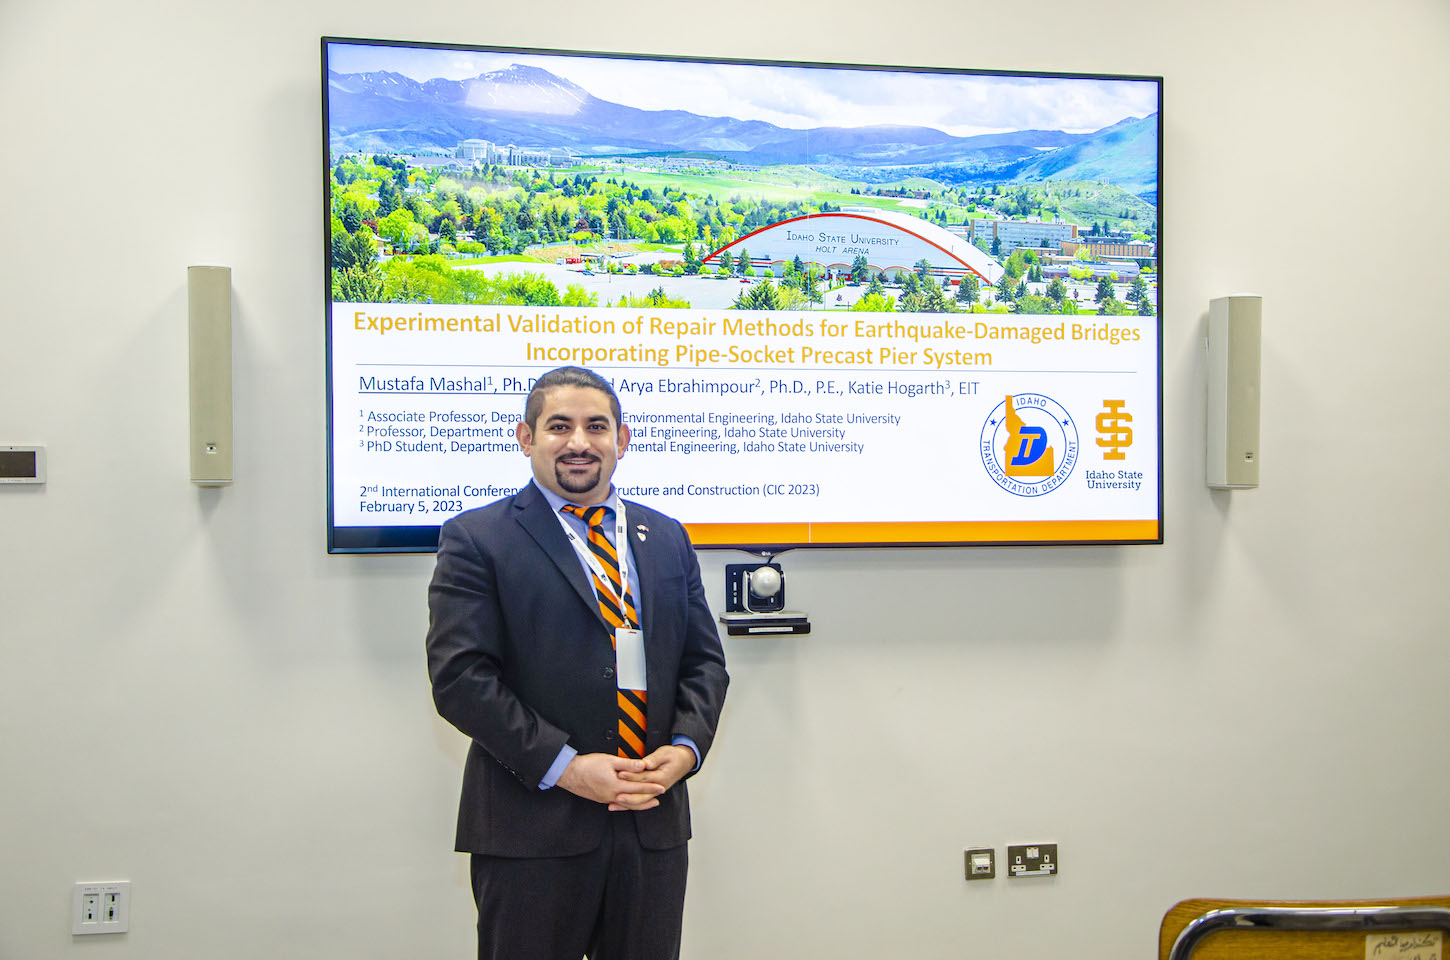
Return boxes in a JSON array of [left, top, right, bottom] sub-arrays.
[[523, 366, 622, 431]]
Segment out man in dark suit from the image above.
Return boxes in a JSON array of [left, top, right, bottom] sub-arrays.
[[426, 366, 728, 960]]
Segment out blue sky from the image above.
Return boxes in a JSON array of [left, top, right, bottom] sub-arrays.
[[327, 42, 1159, 137]]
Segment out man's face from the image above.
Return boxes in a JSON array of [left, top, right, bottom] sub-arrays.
[[516, 386, 629, 506]]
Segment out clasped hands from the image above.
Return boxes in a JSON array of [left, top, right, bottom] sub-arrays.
[[557, 744, 694, 811]]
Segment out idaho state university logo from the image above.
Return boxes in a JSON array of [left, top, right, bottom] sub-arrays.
[[981, 394, 1078, 496]]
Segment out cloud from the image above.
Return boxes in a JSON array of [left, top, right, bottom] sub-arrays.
[[326, 42, 1159, 137]]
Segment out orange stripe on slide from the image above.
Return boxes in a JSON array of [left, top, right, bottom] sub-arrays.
[[684, 519, 1159, 545], [685, 522, 812, 545]]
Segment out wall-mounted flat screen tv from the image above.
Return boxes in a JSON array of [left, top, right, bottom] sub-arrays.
[[324, 37, 1162, 553]]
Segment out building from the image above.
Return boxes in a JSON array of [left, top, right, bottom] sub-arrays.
[[1061, 238, 1157, 261], [453, 140, 576, 167], [704, 208, 1005, 284], [454, 138, 493, 160], [1042, 260, 1142, 280], [968, 217, 1079, 254]]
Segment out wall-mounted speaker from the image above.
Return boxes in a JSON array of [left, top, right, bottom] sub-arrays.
[[188, 266, 233, 486], [1206, 294, 1261, 489]]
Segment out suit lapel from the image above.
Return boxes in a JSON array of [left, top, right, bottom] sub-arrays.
[[512, 483, 606, 628]]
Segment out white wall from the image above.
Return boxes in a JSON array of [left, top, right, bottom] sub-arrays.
[[3, 1, 1448, 957]]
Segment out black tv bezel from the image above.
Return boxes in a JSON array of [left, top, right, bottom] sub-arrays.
[[322, 36, 1164, 555]]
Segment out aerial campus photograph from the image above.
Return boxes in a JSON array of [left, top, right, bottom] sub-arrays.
[[326, 43, 1161, 318]]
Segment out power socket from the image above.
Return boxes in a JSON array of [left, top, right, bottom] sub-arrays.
[[72, 881, 130, 935], [1007, 843, 1058, 878]]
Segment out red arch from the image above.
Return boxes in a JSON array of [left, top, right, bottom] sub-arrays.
[[701, 212, 996, 282]]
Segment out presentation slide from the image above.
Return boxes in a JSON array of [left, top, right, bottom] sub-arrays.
[[323, 38, 1162, 550], [333, 304, 1159, 546]]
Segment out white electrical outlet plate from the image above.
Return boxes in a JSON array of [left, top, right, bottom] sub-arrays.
[[72, 881, 130, 935]]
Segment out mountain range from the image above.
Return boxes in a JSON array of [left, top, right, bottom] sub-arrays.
[[328, 64, 1157, 199]]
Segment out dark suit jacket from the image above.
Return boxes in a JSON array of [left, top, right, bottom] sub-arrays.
[[426, 482, 729, 858]]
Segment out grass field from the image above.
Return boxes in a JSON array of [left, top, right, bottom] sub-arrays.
[[614, 167, 957, 219]]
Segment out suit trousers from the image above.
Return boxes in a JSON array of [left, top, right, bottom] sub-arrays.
[[470, 813, 688, 960]]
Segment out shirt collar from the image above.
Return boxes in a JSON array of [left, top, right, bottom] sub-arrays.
[[533, 479, 618, 518]]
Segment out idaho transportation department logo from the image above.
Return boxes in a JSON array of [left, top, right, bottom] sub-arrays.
[[981, 394, 1079, 496]]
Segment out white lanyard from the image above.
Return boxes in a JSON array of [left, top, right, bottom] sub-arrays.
[[556, 497, 632, 616]]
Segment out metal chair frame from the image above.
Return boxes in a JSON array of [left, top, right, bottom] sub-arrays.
[[1167, 905, 1450, 960]]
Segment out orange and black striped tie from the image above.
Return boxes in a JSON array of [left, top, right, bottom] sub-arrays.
[[561, 504, 647, 759]]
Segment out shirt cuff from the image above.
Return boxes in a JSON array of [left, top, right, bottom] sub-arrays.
[[539, 743, 578, 790], [671, 735, 701, 772]]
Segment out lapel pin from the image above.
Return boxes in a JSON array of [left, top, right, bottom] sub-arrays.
[[636, 523, 649, 542]]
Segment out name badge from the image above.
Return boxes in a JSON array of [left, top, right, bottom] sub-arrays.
[[614, 628, 646, 691]]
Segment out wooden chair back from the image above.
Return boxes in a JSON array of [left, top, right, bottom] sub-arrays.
[[1161, 897, 1450, 960]]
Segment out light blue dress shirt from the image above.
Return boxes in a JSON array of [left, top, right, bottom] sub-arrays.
[[531, 480, 700, 789]]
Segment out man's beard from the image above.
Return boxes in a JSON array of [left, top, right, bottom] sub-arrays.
[[555, 457, 602, 494]]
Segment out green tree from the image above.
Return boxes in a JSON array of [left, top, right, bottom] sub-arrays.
[[799, 269, 822, 305], [560, 284, 598, 307], [914, 257, 933, 279], [332, 264, 384, 302], [921, 281, 952, 314], [1013, 294, 1057, 315], [734, 282, 783, 311], [377, 209, 426, 252], [851, 254, 870, 282], [488, 270, 564, 306], [850, 292, 896, 312], [377, 180, 398, 218], [735, 247, 750, 274], [612, 287, 692, 309], [956, 274, 980, 306], [997, 272, 1016, 302], [333, 229, 378, 270], [719, 249, 734, 275], [1094, 277, 1115, 305], [342, 205, 363, 234], [1046, 277, 1067, 303], [1126, 274, 1147, 304]]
